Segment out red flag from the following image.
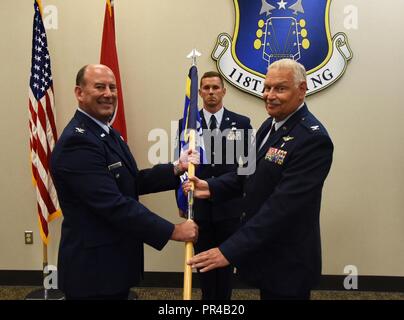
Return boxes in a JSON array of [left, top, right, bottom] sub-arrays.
[[100, 0, 127, 141], [29, 0, 61, 244]]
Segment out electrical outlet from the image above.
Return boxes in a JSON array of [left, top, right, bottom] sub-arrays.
[[25, 231, 33, 244]]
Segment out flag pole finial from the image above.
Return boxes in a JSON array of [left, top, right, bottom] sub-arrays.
[[186, 49, 202, 66]]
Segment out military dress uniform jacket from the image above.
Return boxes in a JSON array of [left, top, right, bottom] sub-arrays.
[[179, 108, 252, 222], [50, 111, 178, 297], [207, 104, 334, 296]]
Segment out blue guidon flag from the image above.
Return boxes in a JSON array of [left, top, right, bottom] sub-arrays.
[[212, 0, 353, 97], [176, 66, 206, 215]]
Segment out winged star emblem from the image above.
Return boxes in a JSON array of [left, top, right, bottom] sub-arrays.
[[211, 0, 353, 98]]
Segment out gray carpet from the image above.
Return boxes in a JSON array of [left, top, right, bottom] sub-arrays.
[[1, 286, 404, 300]]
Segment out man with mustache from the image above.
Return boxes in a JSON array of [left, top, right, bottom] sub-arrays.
[[186, 59, 334, 300], [50, 64, 198, 299]]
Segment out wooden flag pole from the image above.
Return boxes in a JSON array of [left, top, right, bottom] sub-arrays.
[[42, 242, 48, 300], [183, 48, 201, 300], [183, 130, 195, 300]]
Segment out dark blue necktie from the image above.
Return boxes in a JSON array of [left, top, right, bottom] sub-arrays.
[[209, 115, 218, 164]]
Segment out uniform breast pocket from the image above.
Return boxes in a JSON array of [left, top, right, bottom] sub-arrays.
[[258, 156, 283, 181], [256, 147, 287, 185]]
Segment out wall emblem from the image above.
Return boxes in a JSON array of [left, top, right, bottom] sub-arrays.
[[212, 0, 353, 97]]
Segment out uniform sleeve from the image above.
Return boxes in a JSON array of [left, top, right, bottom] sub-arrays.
[[51, 135, 174, 250], [207, 171, 244, 202], [137, 163, 179, 195], [220, 134, 334, 264]]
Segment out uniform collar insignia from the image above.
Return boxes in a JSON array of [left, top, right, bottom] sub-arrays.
[[75, 127, 85, 134], [311, 125, 320, 131]]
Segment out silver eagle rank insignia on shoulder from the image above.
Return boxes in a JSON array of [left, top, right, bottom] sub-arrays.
[[75, 127, 85, 134], [310, 125, 320, 131]]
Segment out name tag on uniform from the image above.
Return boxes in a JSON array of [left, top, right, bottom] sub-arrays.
[[265, 147, 287, 165], [108, 161, 122, 170]]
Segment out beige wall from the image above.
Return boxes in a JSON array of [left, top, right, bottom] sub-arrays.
[[1, 0, 403, 277]]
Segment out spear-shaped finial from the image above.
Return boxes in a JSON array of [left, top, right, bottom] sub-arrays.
[[186, 49, 202, 66]]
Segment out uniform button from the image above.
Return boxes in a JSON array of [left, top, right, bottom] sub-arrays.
[[115, 174, 120, 178], [211, 176, 215, 178], [211, 164, 215, 167], [243, 193, 247, 197], [241, 212, 246, 218]]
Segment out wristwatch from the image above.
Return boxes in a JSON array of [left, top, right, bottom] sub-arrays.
[[173, 160, 182, 176]]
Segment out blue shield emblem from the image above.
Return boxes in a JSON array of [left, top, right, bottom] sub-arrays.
[[212, 0, 353, 97]]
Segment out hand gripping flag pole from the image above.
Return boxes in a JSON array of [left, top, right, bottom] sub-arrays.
[[183, 49, 201, 300]]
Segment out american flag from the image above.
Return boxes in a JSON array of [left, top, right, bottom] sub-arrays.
[[28, 0, 61, 245]]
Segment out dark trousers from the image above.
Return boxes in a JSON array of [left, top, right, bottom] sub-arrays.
[[195, 217, 240, 300]]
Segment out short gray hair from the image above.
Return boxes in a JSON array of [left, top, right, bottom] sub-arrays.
[[268, 59, 307, 86]]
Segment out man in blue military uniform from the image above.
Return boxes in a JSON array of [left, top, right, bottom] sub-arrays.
[[50, 64, 198, 299], [177, 71, 252, 300], [187, 59, 334, 300]]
